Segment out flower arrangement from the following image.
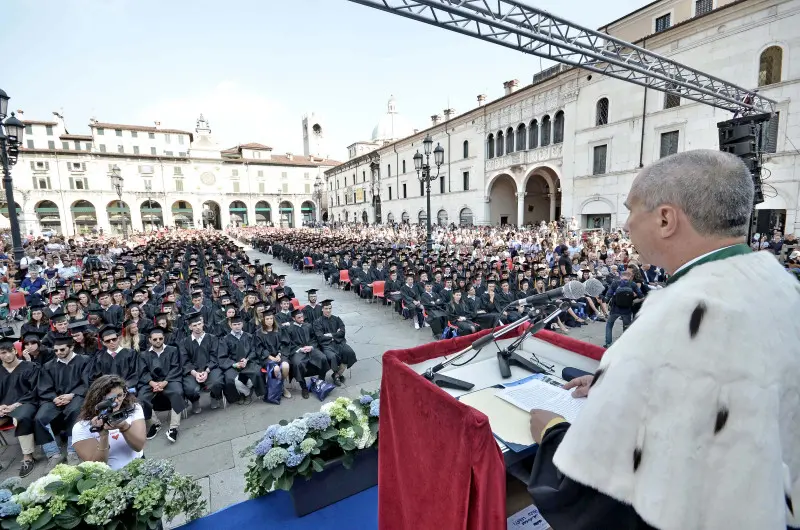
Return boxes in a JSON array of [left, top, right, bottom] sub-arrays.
[[0, 459, 206, 530], [244, 389, 380, 498]]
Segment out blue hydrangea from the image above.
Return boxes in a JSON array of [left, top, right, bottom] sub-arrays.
[[0, 490, 11, 503], [138, 459, 175, 480], [285, 446, 305, 468], [0, 501, 21, 517], [302, 412, 332, 432], [359, 395, 373, 405], [0, 478, 21, 491], [264, 424, 281, 440], [369, 399, 380, 418], [274, 421, 308, 446], [254, 437, 273, 456]]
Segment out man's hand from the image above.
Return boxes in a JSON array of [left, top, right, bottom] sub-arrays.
[[529, 409, 564, 444], [158, 381, 168, 391], [0, 405, 9, 417], [563, 375, 594, 398], [324, 333, 333, 337], [196, 371, 208, 383], [303, 346, 312, 353]]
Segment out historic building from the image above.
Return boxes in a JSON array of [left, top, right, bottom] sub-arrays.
[[326, 0, 799, 236], [5, 114, 338, 235]]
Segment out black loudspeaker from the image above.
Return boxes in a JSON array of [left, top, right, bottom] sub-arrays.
[[717, 112, 772, 205]]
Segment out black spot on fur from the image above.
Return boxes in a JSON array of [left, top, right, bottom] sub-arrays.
[[787, 494, 794, 516], [689, 303, 706, 338], [589, 368, 604, 389], [714, 408, 729, 434], [633, 448, 642, 472]]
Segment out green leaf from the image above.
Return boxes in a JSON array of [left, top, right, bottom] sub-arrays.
[[342, 452, 355, 470], [278, 419, 289, 426], [359, 388, 367, 396], [105, 521, 119, 530], [352, 423, 364, 437], [283, 474, 294, 490], [1, 519, 22, 530], [147, 518, 161, 529], [76, 478, 97, 493], [53, 512, 81, 530], [152, 506, 163, 520], [348, 411, 358, 423], [297, 458, 311, 473], [272, 465, 285, 479], [311, 458, 324, 472], [66, 492, 81, 502], [30, 512, 53, 530], [370, 422, 379, 436], [320, 428, 338, 440], [43, 480, 64, 493]]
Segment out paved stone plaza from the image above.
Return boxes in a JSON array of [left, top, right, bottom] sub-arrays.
[[0, 242, 613, 525]]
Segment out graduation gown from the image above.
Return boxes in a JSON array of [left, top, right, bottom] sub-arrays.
[[301, 304, 323, 326], [137, 345, 186, 416], [285, 322, 329, 384], [313, 315, 357, 371], [34, 354, 89, 444], [219, 332, 265, 397], [101, 304, 124, 327], [446, 301, 479, 335], [0, 361, 40, 436], [86, 348, 140, 391], [275, 310, 294, 328]]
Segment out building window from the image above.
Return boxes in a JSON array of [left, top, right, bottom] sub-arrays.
[[664, 83, 681, 109], [259, 182, 265, 193], [516, 124, 526, 151], [402, 160, 406, 173], [24, 125, 32, 135], [117, 145, 124, 153], [282, 183, 288, 193], [257, 170, 264, 178], [133, 146, 139, 154], [178, 135, 184, 145], [529, 121, 538, 149], [463, 171, 469, 191], [304, 172, 310, 179], [48, 140, 56, 150], [62, 141, 69, 150], [440, 176, 446, 194], [143, 179, 153, 191], [463, 140, 469, 158], [148, 132, 155, 139], [85, 142, 91, 150], [173, 167, 182, 176], [68, 177, 89, 190], [387, 164, 392, 177], [496, 131, 505, 155], [305, 183, 311, 193], [695, 0, 712, 16], [362, 170, 366, 182], [541, 116, 551, 146], [178, 152, 187, 157], [96, 128, 104, 135], [232, 169, 239, 177], [655, 13, 671, 32], [164, 133, 171, 144], [175, 179, 184, 192], [553, 111, 565, 144], [596, 98, 609, 125], [99, 144, 107, 153], [660, 131, 680, 158], [233, 182, 240, 193], [402, 183, 407, 198], [420, 181, 425, 197], [131, 131, 138, 138], [26, 139, 34, 149], [32, 176, 52, 189], [46, 126, 54, 136], [487, 134, 495, 158], [758, 46, 783, 87], [281, 171, 288, 179], [506, 127, 514, 154], [150, 147, 156, 155], [164, 151, 173, 156], [592, 144, 608, 175], [115, 129, 122, 137], [388, 186, 392, 200]]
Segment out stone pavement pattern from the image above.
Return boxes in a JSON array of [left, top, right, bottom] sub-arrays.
[[0, 242, 616, 525]]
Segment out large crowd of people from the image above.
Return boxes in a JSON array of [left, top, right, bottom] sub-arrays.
[[0, 229, 357, 479]]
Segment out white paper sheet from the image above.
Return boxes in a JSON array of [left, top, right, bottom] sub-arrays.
[[507, 504, 551, 529], [496, 379, 585, 423]]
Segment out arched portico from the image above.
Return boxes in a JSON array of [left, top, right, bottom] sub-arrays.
[[521, 166, 561, 225], [487, 173, 517, 226]]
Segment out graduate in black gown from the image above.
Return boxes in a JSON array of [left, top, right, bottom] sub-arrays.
[[178, 312, 227, 412], [137, 327, 186, 443], [274, 296, 294, 328], [312, 299, 357, 386], [0, 336, 40, 477], [446, 290, 480, 336], [285, 309, 330, 399], [20, 330, 53, 367], [256, 309, 292, 399], [217, 312, 265, 403], [42, 310, 72, 352], [301, 289, 323, 325], [34, 336, 89, 466], [86, 326, 141, 391]]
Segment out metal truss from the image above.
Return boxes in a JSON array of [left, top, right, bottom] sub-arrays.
[[346, 0, 776, 114]]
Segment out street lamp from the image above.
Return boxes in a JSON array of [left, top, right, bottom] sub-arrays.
[[109, 165, 128, 239], [414, 134, 444, 252], [312, 176, 323, 224], [369, 160, 381, 224], [0, 89, 26, 264]]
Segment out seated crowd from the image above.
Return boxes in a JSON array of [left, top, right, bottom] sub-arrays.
[[0, 230, 357, 478]]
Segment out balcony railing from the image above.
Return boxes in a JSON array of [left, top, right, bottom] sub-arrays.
[[485, 144, 563, 172]]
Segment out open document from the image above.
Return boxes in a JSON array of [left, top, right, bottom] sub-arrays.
[[496, 379, 585, 423]]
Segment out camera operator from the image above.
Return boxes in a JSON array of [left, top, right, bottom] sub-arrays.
[[71, 374, 146, 470]]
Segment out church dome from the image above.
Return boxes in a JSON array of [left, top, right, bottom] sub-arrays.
[[371, 96, 415, 142]]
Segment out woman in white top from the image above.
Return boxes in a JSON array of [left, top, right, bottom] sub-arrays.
[[72, 374, 147, 470]]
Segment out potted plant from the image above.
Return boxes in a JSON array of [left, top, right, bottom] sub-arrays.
[[243, 390, 380, 516], [0, 459, 206, 529]]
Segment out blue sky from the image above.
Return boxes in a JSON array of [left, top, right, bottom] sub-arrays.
[[4, 0, 646, 160]]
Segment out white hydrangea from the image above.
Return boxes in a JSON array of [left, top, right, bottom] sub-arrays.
[[347, 403, 373, 450], [17, 474, 62, 505]]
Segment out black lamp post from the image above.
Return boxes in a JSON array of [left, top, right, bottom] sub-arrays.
[[413, 134, 444, 252], [0, 89, 25, 264], [370, 161, 381, 224], [109, 165, 128, 239], [312, 176, 323, 224]]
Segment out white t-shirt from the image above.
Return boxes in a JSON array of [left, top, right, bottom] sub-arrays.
[[71, 404, 145, 470]]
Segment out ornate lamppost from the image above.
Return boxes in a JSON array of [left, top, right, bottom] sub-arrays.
[[109, 165, 128, 238], [312, 176, 323, 224], [0, 89, 26, 263], [413, 134, 444, 252]]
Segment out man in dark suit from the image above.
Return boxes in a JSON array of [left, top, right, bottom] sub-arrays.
[[138, 327, 186, 443], [285, 309, 330, 399]]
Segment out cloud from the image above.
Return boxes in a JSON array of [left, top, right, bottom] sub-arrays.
[[136, 81, 303, 153]]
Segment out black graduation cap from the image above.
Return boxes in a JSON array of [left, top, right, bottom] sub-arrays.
[[229, 312, 244, 324], [290, 308, 303, 317], [99, 326, 120, 339], [29, 300, 45, 310], [191, 290, 204, 298], [320, 299, 334, 307], [306, 289, 318, 296], [185, 311, 204, 325], [126, 301, 140, 310], [264, 263, 273, 267], [277, 295, 290, 304], [111, 288, 123, 296], [53, 336, 74, 347], [277, 275, 286, 280], [50, 310, 69, 323], [122, 319, 139, 329], [148, 326, 167, 337], [68, 321, 90, 333], [0, 335, 19, 350], [97, 290, 112, 298], [223, 302, 237, 312]]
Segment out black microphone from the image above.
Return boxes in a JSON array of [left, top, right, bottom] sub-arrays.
[[511, 280, 585, 306]]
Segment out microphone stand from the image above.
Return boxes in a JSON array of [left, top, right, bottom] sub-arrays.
[[423, 304, 552, 391], [496, 304, 566, 378]]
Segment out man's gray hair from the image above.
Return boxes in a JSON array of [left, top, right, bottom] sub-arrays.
[[630, 150, 754, 238]]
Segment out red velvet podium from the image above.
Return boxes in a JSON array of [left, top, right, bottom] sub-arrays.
[[378, 327, 605, 530]]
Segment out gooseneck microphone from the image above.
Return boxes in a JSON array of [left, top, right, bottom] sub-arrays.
[[511, 280, 586, 306], [583, 278, 607, 298]]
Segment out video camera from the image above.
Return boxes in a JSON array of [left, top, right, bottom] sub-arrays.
[[89, 388, 137, 433]]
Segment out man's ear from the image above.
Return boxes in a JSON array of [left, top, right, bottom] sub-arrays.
[[657, 205, 679, 238]]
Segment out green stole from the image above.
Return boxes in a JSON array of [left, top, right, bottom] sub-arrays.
[[666, 244, 752, 285]]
